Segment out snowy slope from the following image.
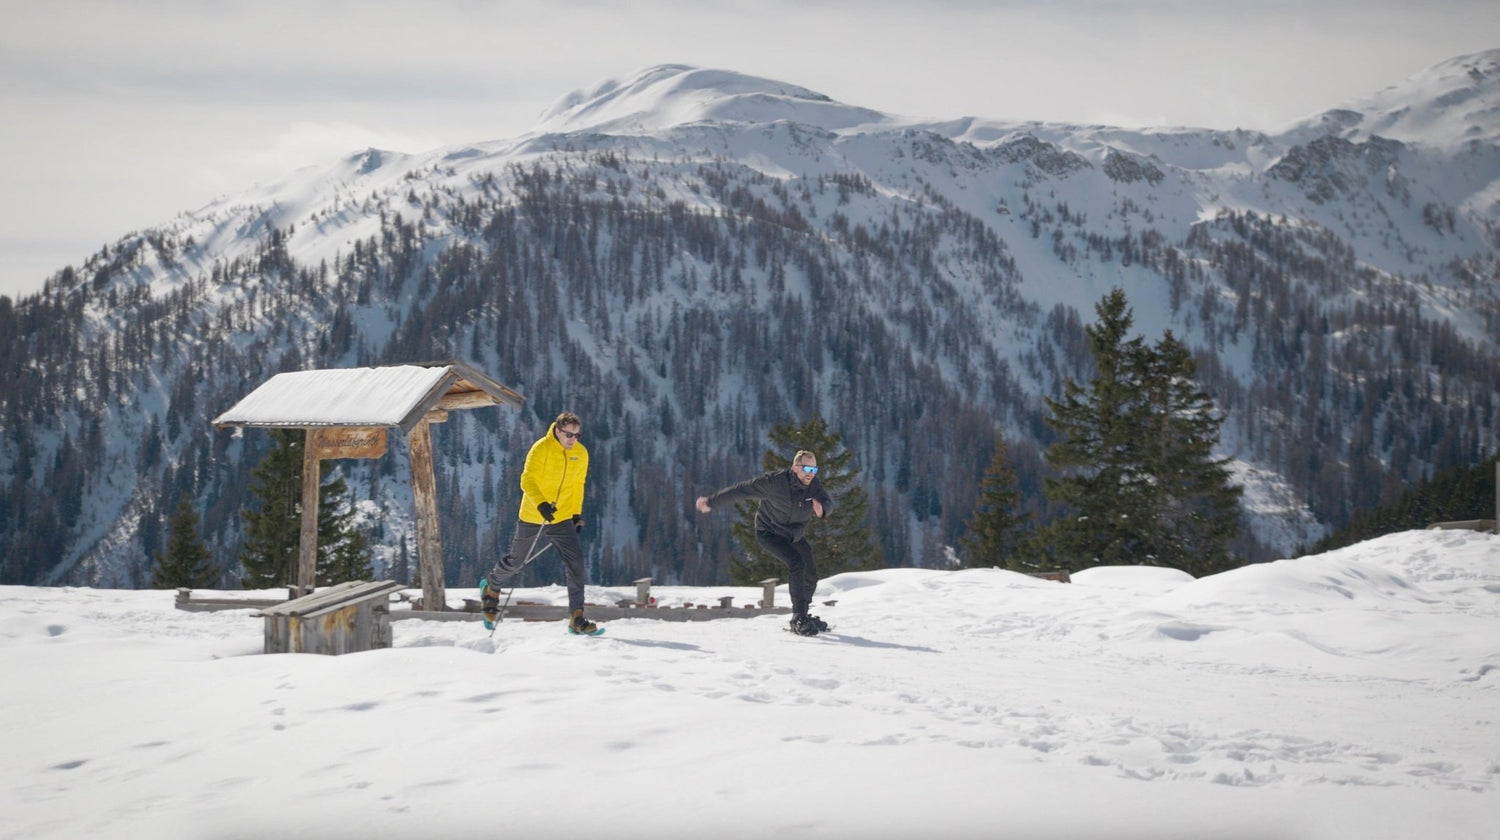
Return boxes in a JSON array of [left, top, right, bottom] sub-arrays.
[[535, 64, 890, 134], [1, 529, 1496, 838], [1284, 49, 1500, 149]]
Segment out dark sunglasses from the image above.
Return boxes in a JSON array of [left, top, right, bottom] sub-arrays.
[[798, 465, 819, 475], [557, 428, 581, 440]]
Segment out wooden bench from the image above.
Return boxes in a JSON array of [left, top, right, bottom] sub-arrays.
[[1027, 570, 1072, 583], [256, 580, 405, 655], [1427, 519, 1497, 533], [440, 576, 794, 624]]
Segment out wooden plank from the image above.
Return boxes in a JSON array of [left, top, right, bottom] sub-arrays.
[[178, 597, 284, 612], [394, 604, 793, 623], [297, 429, 320, 595], [759, 578, 779, 608], [1027, 570, 1072, 583], [258, 580, 397, 617], [443, 362, 526, 408], [407, 417, 446, 611], [1427, 519, 1497, 532], [436, 390, 501, 411]]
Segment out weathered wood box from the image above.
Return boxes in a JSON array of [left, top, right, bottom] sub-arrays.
[[256, 580, 405, 655]]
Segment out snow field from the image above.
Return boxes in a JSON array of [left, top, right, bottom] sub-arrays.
[[2, 529, 1497, 839]]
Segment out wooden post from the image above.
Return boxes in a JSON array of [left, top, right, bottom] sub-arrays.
[[297, 428, 320, 595], [408, 415, 445, 611], [760, 577, 780, 608]]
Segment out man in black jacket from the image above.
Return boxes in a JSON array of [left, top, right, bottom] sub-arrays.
[[696, 450, 834, 635]]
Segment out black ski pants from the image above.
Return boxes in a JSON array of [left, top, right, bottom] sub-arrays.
[[487, 521, 587, 613], [755, 529, 818, 615]]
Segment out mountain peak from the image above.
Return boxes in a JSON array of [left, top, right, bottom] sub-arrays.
[[1289, 48, 1500, 148], [533, 64, 889, 135]]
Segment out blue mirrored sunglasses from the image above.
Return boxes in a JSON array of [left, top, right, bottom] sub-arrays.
[[798, 465, 819, 475]]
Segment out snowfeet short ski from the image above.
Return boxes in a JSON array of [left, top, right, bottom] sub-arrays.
[[568, 609, 603, 636], [479, 578, 501, 630]]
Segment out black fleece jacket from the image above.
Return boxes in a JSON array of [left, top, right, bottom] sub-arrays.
[[705, 467, 834, 541]]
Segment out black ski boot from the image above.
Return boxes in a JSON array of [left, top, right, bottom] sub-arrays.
[[789, 613, 820, 636]]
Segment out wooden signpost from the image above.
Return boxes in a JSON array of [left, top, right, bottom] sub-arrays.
[[406, 412, 447, 607], [214, 362, 524, 611]]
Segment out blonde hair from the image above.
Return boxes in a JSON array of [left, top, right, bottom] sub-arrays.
[[793, 449, 817, 464]]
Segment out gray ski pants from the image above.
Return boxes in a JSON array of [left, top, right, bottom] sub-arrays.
[[486, 521, 587, 613]]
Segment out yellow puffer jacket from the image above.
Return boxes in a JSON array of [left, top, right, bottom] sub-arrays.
[[517, 423, 589, 524]]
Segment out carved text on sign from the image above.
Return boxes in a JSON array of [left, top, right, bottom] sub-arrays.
[[312, 427, 387, 460]]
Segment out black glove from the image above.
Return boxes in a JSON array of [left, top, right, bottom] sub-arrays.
[[572, 514, 583, 533], [537, 501, 556, 522]]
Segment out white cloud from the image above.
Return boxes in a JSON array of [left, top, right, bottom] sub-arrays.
[[2, 0, 1497, 299], [199, 121, 448, 194]]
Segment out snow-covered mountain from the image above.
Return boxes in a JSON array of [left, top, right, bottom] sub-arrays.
[[3, 53, 1499, 587], [1285, 48, 1500, 149]]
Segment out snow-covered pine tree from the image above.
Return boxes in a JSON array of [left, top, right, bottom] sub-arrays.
[[315, 474, 374, 585], [960, 436, 1028, 569], [239, 431, 302, 588], [150, 498, 217, 588], [1033, 288, 1149, 570], [1033, 289, 1242, 574], [238, 430, 373, 588], [1130, 332, 1242, 576]]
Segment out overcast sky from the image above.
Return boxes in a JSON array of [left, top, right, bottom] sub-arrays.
[[2, 0, 1496, 300]]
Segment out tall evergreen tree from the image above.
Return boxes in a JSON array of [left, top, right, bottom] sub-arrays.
[[239, 430, 373, 588], [1031, 289, 1241, 575], [239, 430, 302, 588], [151, 498, 217, 588], [315, 475, 374, 585], [1130, 332, 1242, 575], [730, 416, 884, 584], [1032, 289, 1148, 570], [960, 436, 1027, 568]]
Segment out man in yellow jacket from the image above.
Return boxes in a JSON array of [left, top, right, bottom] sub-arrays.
[[479, 411, 600, 635]]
